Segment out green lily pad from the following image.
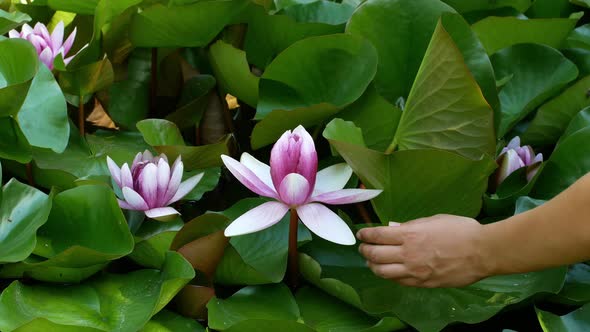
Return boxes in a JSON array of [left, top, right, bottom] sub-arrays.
[[166, 75, 216, 129], [326, 136, 496, 223], [140, 310, 205, 332], [0, 117, 32, 163], [209, 40, 259, 108], [442, 0, 532, 12], [251, 33, 377, 148], [129, 0, 249, 47], [441, 13, 500, 115], [255, 33, 377, 119], [251, 103, 340, 150], [532, 126, 590, 199], [47, 0, 99, 15], [207, 284, 312, 331], [472, 13, 582, 55], [0, 179, 52, 263], [391, 19, 495, 159], [137, 119, 186, 147], [296, 287, 406, 331], [336, 85, 402, 152], [107, 48, 151, 130], [242, 4, 342, 69], [522, 76, 590, 147], [0, 9, 30, 35], [0, 251, 194, 332], [17, 64, 69, 153], [215, 198, 311, 284], [536, 303, 590, 331], [58, 58, 114, 98], [526, 0, 575, 18], [279, 1, 355, 25], [129, 219, 184, 269], [491, 44, 578, 137], [483, 164, 545, 217], [155, 135, 231, 170], [0, 38, 38, 117], [346, 0, 455, 104], [300, 237, 566, 332], [0, 185, 134, 282]]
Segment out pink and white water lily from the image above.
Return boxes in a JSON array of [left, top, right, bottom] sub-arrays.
[[107, 151, 203, 221], [221, 125, 382, 245], [8, 21, 80, 70], [495, 136, 543, 188]]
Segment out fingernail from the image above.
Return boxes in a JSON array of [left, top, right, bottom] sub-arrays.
[[389, 221, 400, 226], [356, 231, 363, 240]]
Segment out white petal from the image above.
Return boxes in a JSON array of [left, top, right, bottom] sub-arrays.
[[139, 163, 158, 208], [32, 23, 48, 41], [145, 207, 180, 222], [142, 150, 154, 162], [131, 152, 143, 172], [225, 201, 289, 237], [156, 159, 170, 206], [62, 27, 76, 55], [507, 136, 521, 149], [106, 156, 121, 188], [22, 24, 33, 38], [50, 21, 64, 53], [117, 199, 134, 210], [163, 156, 183, 204], [313, 163, 353, 196], [122, 187, 149, 211], [38, 47, 54, 69], [297, 203, 355, 245], [240, 152, 273, 189], [312, 189, 382, 205], [221, 155, 278, 198], [167, 172, 204, 205], [278, 173, 310, 206], [8, 30, 20, 39], [120, 163, 133, 189]]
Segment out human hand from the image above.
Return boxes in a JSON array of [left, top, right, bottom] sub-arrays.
[[356, 214, 492, 288]]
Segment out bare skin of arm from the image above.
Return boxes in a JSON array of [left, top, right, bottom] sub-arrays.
[[356, 172, 590, 288]]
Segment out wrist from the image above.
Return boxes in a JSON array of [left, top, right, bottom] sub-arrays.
[[476, 222, 502, 278]]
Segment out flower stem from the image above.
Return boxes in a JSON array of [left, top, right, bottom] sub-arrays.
[[78, 95, 85, 136], [25, 162, 34, 186], [384, 140, 397, 155], [287, 209, 299, 289], [356, 183, 373, 225]]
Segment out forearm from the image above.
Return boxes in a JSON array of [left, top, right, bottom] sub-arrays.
[[482, 173, 590, 275]]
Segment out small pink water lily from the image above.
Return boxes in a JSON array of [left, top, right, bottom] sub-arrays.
[[8, 21, 80, 70], [495, 136, 543, 188], [221, 125, 382, 245], [107, 151, 204, 221]]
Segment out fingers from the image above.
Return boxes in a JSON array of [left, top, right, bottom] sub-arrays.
[[356, 226, 404, 245], [367, 262, 409, 279], [359, 244, 404, 264]]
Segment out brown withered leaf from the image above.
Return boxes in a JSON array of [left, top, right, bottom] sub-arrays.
[[177, 230, 229, 279], [174, 285, 215, 319]]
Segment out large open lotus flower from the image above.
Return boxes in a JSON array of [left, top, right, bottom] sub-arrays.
[[495, 136, 543, 188], [107, 151, 204, 221], [8, 21, 79, 70], [221, 126, 382, 245]]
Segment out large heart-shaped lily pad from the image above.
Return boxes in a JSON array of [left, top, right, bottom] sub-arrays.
[[0, 252, 194, 332]]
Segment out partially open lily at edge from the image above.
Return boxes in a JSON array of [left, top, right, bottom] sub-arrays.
[[494, 136, 543, 189], [221, 125, 382, 245], [9, 21, 81, 70], [107, 151, 204, 221]]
